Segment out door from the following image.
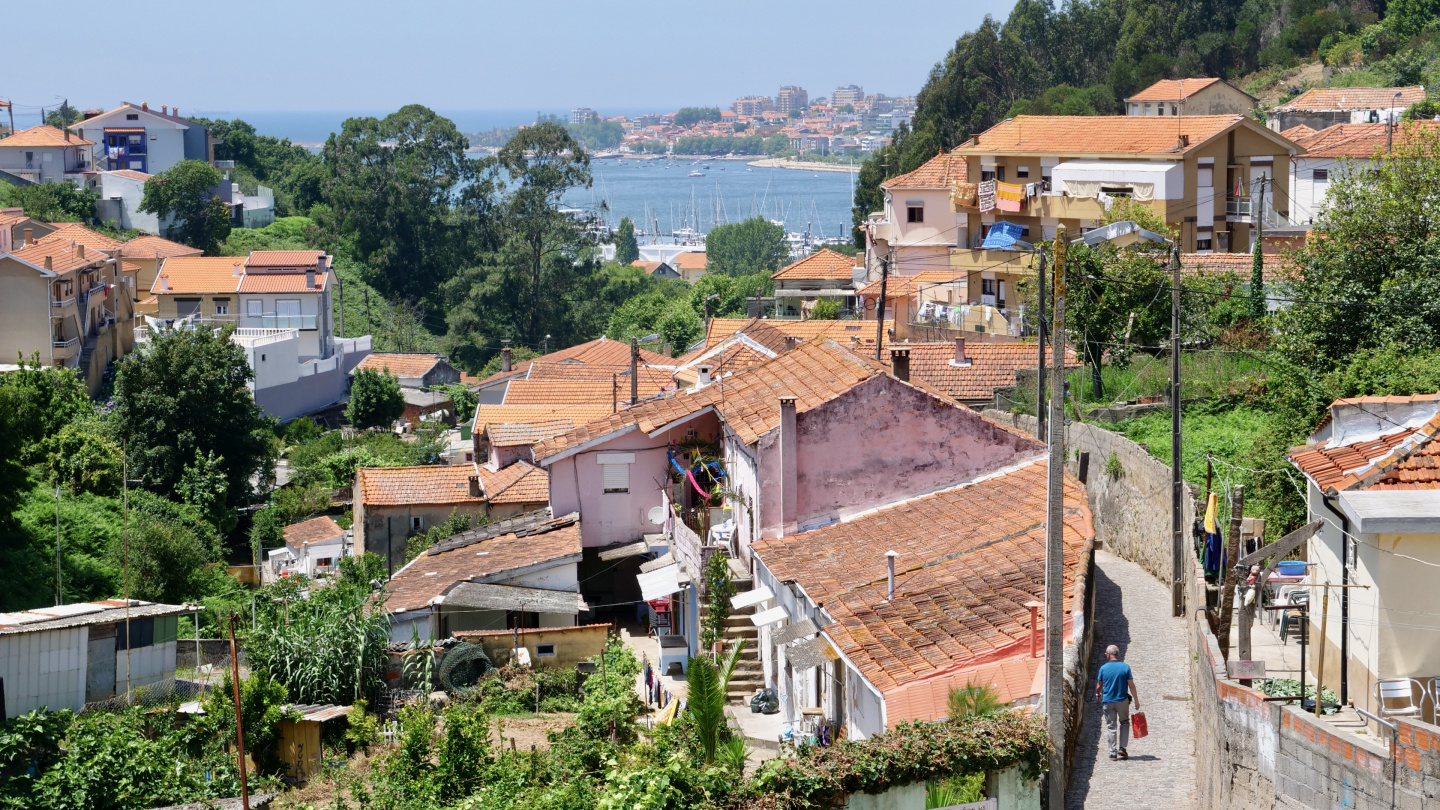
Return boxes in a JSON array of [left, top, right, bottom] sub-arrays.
[[86, 625, 116, 701]]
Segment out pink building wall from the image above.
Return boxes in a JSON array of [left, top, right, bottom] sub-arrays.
[[756, 376, 1042, 538], [546, 413, 723, 548]]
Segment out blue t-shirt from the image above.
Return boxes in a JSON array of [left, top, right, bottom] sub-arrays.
[[1098, 661, 1133, 704]]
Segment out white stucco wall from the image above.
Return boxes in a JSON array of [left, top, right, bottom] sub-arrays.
[[0, 627, 88, 716]]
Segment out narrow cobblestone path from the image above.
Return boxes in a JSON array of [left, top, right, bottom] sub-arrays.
[[1066, 549, 1198, 809]]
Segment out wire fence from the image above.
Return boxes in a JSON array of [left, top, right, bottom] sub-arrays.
[[79, 676, 207, 714]]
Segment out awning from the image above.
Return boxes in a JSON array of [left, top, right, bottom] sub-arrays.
[[638, 563, 684, 601], [1051, 160, 1184, 201], [443, 583, 587, 615], [599, 540, 650, 561], [104, 127, 145, 134], [750, 606, 789, 626], [787, 635, 838, 669], [774, 617, 818, 645], [730, 586, 774, 610], [640, 552, 676, 573]]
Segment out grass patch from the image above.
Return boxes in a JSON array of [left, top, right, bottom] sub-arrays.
[[1011, 350, 1266, 416], [1108, 404, 1271, 489]]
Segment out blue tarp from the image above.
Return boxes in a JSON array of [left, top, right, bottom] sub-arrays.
[[980, 221, 1030, 251]]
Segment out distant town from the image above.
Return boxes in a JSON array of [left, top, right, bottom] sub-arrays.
[[468, 84, 916, 161]]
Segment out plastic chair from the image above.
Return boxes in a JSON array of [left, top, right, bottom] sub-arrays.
[[1375, 678, 1425, 721], [1279, 591, 1309, 645]]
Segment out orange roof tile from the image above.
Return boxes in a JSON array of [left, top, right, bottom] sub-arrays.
[[473, 404, 617, 437], [882, 151, 968, 189], [472, 337, 673, 388], [524, 360, 674, 387], [772, 248, 858, 281], [502, 379, 621, 406], [7, 241, 107, 275], [958, 115, 1263, 157], [385, 511, 579, 612], [630, 260, 673, 275], [1280, 124, 1318, 141], [152, 256, 244, 294], [672, 252, 707, 270], [535, 339, 891, 461], [753, 462, 1091, 695], [355, 353, 450, 378], [1274, 86, 1426, 113], [356, 465, 483, 507], [1288, 395, 1440, 493], [485, 419, 580, 447], [37, 223, 123, 252], [899, 341, 1080, 404], [0, 125, 95, 148], [244, 250, 325, 269], [1290, 121, 1440, 158], [121, 234, 203, 259], [885, 655, 1043, 724], [236, 271, 331, 293], [478, 460, 550, 504], [1180, 252, 1286, 283], [1125, 77, 1226, 102], [108, 169, 151, 182], [283, 515, 345, 548], [857, 271, 963, 299], [703, 317, 892, 350]]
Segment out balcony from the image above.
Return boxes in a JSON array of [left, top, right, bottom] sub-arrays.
[[52, 337, 79, 358], [1226, 196, 1254, 223], [241, 315, 317, 330], [51, 296, 76, 310]]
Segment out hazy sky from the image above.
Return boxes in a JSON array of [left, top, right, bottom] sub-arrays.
[[6, 0, 1014, 116]]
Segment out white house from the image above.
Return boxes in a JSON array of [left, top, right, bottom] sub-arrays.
[[1285, 121, 1440, 226], [1268, 86, 1427, 133], [69, 102, 214, 175], [268, 515, 348, 579], [88, 170, 170, 234], [0, 600, 194, 717], [0, 126, 96, 184]]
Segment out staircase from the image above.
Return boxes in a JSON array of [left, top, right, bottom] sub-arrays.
[[700, 556, 765, 703]]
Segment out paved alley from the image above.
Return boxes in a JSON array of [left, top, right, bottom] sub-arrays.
[[1066, 549, 1198, 809]]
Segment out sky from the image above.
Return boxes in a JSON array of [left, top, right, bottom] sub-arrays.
[[4, 0, 1014, 119]]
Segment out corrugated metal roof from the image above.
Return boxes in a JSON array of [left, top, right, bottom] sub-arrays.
[[0, 600, 195, 635]]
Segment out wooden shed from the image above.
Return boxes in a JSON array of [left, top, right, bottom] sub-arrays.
[[276, 703, 352, 780]]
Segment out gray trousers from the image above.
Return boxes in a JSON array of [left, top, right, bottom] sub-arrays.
[[1103, 700, 1131, 755]]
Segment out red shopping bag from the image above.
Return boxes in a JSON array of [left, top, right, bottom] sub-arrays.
[[1131, 711, 1149, 739]]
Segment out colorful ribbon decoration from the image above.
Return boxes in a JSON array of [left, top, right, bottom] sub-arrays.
[[667, 451, 710, 499]]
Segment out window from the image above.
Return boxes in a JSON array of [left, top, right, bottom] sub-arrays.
[[995, 166, 1005, 182], [1172, 104, 1178, 115], [981, 279, 996, 296], [602, 463, 629, 493], [214, 299, 230, 316], [24, 151, 33, 169], [247, 299, 262, 317], [1312, 169, 1329, 181], [276, 299, 302, 316], [316, 557, 333, 568], [906, 205, 924, 223], [116, 617, 154, 650], [981, 169, 995, 182], [1016, 166, 1030, 178], [1196, 238, 1213, 252], [536, 643, 556, 657], [410, 516, 424, 531], [125, 113, 139, 120], [1158, 106, 1166, 116]]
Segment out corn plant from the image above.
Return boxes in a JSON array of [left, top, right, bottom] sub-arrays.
[[245, 577, 390, 705]]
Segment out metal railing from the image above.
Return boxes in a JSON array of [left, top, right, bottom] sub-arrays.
[[241, 314, 317, 330], [52, 337, 79, 349], [1225, 196, 1254, 220], [51, 296, 76, 309]]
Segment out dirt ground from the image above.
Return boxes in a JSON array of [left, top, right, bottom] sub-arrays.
[[489, 712, 577, 753]]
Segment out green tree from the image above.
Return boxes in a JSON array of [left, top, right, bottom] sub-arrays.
[[46, 417, 121, 496], [673, 107, 722, 127], [177, 449, 235, 535], [112, 325, 276, 508], [1250, 236, 1266, 321], [43, 102, 83, 129], [706, 217, 788, 276], [614, 216, 640, 265], [195, 117, 326, 215], [0, 181, 99, 223], [139, 160, 232, 253], [346, 368, 406, 430], [809, 299, 842, 320]]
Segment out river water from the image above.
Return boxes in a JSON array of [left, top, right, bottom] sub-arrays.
[[562, 158, 858, 241]]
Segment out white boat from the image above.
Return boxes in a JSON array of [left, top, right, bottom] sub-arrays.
[[688, 170, 705, 177]]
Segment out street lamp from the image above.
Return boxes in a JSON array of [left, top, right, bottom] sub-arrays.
[[702, 294, 720, 322]]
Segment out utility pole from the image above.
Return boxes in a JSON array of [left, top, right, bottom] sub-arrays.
[[1170, 242, 1185, 617], [55, 484, 62, 606], [1035, 249, 1047, 440], [363, 288, 372, 336], [123, 445, 132, 702], [228, 614, 251, 810], [873, 252, 890, 361], [1044, 226, 1067, 810], [629, 337, 639, 405]]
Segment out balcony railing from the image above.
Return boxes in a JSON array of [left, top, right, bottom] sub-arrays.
[[241, 314, 317, 330], [51, 296, 76, 309], [52, 337, 79, 349], [1225, 196, 1254, 221]]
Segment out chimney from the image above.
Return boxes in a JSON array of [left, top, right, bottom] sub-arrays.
[[76, 244, 85, 259], [159, 275, 168, 291], [1025, 600, 1043, 658], [949, 338, 971, 367], [849, 335, 860, 350], [778, 395, 798, 536], [468, 475, 481, 498], [162, 105, 168, 115], [889, 347, 910, 382], [886, 550, 898, 601], [784, 336, 798, 352], [141, 102, 148, 111], [1177, 134, 1190, 149], [44, 256, 52, 272], [306, 269, 316, 289], [232, 261, 242, 277], [64, 127, 70, 142], [22, 227, 32, 248], [696, 364, 713, 387], [501, 340, 512, 372], [172, 107, 179, 118]]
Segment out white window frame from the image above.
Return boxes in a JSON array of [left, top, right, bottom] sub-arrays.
[[410, 516, 424, 531], [214, 300, 229, 316], [598, 453, 634, 494], [247, 299, 262, 317]]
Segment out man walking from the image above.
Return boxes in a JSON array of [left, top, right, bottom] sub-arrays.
[[1096, 644, 1140, 761]]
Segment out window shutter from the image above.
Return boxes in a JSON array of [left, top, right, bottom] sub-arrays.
[[602, 463, 630, 493]]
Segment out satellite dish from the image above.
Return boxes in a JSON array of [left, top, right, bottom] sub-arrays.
[[648, 506, 666, 525]]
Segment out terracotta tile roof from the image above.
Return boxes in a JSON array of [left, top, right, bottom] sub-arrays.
[[385, 510, 580, 612], [472, 338, 675, 390], [524, 360, 675, 388], [503, 379, 620, 406], [37, 223, 123, 252], [703, 317, 892, 350], [857, 271, 963, 299], [356, 353, 449, 378], [899, 341, 1080, 403], [454, 622, 609, 639], [0, 125, 95, 148], [957, 115, 1255, 157], [535, 339, 892, 461], [356, 465, 483, 507], [753, 462, 1091, 695], [120, 261, 141, 275], [772, 248, 859, 281], [1125, 77, 1225, 102], [70, 102, 200, 129], [1280, 124, 1318, 141], [235, 271, 331, 293], [8, 241, 107, 275], [881, 151, 968, 189], [1288, 395, 1440, 492], [120, 234, 203, 259], [672, 252, 707, 270], [283, 515, 345, 548], [886, 655, 1043, 725], [673, 323, 791, 379], [631, 260, 674, 275], [1274, 86, 1426, 113], [244, 250, 326, 269], [473, 404, 617, 437], [152, 256, 244, 294], [1180, 252, 1286, 283], [477, 460, 550, 504], [485, 419, 580, 447], [108, 169, 151, 182], [1290, 121, 1440, 158]]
